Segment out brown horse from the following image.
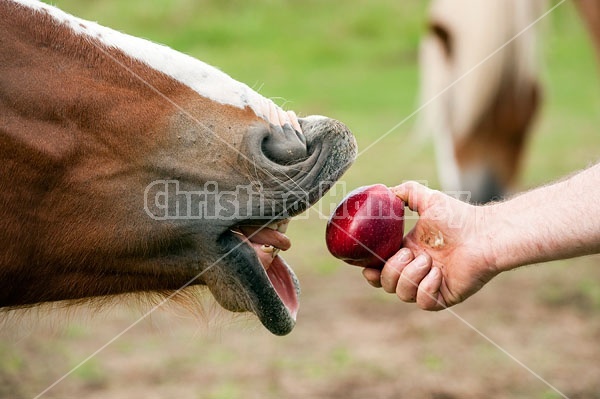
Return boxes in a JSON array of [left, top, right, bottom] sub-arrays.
[[419, 0, 600, 203], [0, 0, 357, 335]]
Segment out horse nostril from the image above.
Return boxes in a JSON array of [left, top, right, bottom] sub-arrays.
[[261, 123, 308, 165]]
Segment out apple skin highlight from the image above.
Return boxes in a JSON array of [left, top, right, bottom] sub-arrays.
[[325, 184, 405, 269]]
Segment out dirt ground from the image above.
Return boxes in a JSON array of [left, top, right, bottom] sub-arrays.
[[2, 249, 600, 399]]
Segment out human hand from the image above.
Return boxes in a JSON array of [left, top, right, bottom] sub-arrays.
[[362, 181, 500, 310]]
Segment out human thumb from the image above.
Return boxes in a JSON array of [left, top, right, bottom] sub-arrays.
[[390, 181, 433, 214]]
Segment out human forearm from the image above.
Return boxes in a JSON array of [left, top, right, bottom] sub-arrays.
[[485, 163, 600, 272]]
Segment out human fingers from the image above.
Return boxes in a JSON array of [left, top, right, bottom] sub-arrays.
[[415, 267, 446, 311], [390, 181, 435, 214], [380, 248, 414, 293], [362, 267, 382, 288], [395, 253, 432, 302]]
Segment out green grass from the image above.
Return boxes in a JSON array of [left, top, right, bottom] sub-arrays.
[[0, 344, 24, 374], [48, 0, 428, 138], [46, 0, 600, 276], [48, 0, 599, 188], [70, 358, 107, 388]]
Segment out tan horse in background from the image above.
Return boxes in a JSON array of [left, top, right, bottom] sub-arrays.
[[419, 0, 600, 203]]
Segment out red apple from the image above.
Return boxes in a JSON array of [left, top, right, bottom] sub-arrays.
[[325, 184, 405, 269]]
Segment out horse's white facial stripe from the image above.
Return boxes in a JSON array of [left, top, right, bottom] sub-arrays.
[[14, 0, 300, 132]]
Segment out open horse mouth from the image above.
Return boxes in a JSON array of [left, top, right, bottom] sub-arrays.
[[200, 116, 356, 335], [231, 219, 299, 318], [212, 217, 304, 335]]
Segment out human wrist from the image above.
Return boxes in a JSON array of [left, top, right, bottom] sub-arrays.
[[478, 200, 518, 274], [474, 164, 600, 274], [482, 189, 561, 273]]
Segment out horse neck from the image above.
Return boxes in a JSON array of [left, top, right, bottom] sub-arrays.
[[5, 2, 187, 155], [0, 3, 185, 278]]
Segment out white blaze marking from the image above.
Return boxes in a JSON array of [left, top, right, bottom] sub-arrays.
[[14, 0, 301, 133]]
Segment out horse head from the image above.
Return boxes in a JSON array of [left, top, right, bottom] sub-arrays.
[[419, 0, 544, 203], [0, 0, 357, 335]]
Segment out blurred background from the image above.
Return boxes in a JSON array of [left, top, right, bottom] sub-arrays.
[[2, 0, 600, 398]]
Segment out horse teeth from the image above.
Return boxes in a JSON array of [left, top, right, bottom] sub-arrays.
[[277, 220, 289, 233], [261, 245, 280, 258], [261, 244, 275, 253], [265, 219, 290, 232]]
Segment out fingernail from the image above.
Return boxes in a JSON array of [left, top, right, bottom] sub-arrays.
[[414, 254, 428, 268], [392, 186, 405, 198], [397, 248, 411, 262]]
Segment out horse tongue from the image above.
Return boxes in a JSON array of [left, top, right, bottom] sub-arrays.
[[245, 241, 298, 319], [239, 226, 291, 251], [266, 256, 299, 320]]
